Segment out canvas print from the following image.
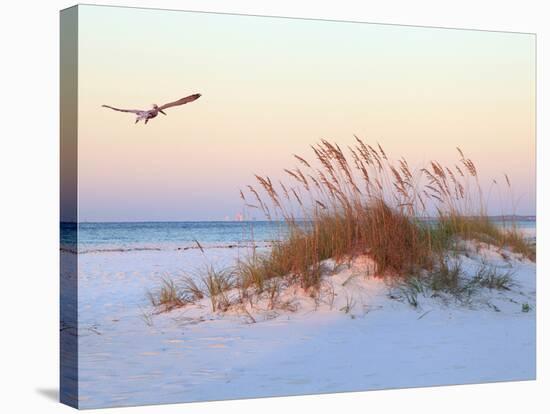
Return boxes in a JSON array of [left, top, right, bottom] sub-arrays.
[[60, 5, 536, 409]]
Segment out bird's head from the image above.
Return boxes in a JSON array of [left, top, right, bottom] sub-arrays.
[[152, 104, 167, 115]]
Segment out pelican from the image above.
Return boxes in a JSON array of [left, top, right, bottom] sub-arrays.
[[102, 93, 201, 124]]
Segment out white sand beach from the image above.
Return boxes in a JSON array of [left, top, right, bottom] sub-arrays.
[[67, 238, 535, 409]]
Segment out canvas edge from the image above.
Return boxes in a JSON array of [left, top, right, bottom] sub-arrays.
[[60, 4, 79, 409]]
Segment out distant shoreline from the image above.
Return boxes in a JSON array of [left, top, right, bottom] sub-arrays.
[[62, 215, 536, 225]]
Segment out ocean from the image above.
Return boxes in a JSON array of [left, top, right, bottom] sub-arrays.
[[60, 221, 288, 253], [60, 218, 535, 254]]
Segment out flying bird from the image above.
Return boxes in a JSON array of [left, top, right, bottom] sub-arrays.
[[102, 93, 201, 124]]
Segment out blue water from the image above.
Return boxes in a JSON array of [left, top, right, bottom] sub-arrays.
[[61, 218, 535, 253], [61, 221, 289, 253]]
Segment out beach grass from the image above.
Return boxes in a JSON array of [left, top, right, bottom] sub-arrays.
[[147, 278, 188, 312], [149, 138, 534, 312], [396, 259, 515, 309], [200, 266, 235, 311], [238, 138, 533, 289]]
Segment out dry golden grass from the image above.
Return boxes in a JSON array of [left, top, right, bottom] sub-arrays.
[[200, 266, 235, 311], [147, 278, 188, 312], [239, 138, 534, 291], [150, 138, 534, 312], [435, 215, 535, 260]]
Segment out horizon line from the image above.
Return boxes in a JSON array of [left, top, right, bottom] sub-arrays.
[[62, 214, 537, 224]]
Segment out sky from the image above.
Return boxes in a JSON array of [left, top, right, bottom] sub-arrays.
[[74, 5, 535, 221]]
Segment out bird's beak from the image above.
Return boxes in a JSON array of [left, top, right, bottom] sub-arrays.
[[160, 110, 167, 115]]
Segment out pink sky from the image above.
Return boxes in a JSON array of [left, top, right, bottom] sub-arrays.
[[75, 6, 535, 221]]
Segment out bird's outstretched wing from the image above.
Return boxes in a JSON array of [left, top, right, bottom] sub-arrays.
[[102, 105, 144, 114], [159, 93, 201, 111]]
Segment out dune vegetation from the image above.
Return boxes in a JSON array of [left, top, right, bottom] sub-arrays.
[[149, 138, 534, 314]]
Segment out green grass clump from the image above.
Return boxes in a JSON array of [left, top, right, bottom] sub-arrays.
[[472, 264, 513, 291], [397, 259, 515, 308]]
